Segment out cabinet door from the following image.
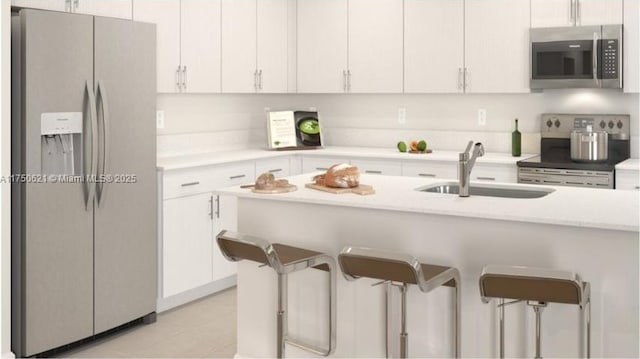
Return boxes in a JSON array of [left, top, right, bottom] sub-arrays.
[[615, 170, 640, 190], [75, 0, 132, 19], [577, 0, 623, 26], [221, 0, 257, 93], [531, 0, 574, 27], [624, 0, 639, 93], [297, 0, 348, 93], [257, 0, 289, 93], [163, 194, 214, 297], [404, 0, 464, 93], [348, 0, 403, 93], [11, 0, 68, 11], [181, 0, 222, 93], [133, 0, 181, 93], [212, 195, 238, 281], [464, 0, 530, 93]]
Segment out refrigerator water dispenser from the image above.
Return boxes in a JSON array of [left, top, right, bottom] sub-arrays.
[[41, 112, 82, 175]]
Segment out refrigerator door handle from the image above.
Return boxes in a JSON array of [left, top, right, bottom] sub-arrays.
[[84, 81, 98, 210], [96, 81, 110, 207]]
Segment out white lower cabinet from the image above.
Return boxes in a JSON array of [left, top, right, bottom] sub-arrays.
[[402, 161, 457, 179], [301, 156, 350, 173], [162, 193, 214, 298], [212, 195, 238, 280], [350, 159, 402, 176], [616, 170, 640, 190]]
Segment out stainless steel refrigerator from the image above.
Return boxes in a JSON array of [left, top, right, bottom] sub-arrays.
[[11, 8, 157, 357]]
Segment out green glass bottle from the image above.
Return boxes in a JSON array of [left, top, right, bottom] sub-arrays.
[[512, 118, 521, 157]]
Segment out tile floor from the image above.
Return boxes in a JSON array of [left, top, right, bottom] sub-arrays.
[[58, 288, 237, 358]]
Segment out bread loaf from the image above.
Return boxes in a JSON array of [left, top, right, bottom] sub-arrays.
[[313, 163, 359, 188], [255, 172, 289, 190]]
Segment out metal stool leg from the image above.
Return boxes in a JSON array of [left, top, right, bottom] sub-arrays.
[[277, 273, 288, 359], [499, 298, 505, 359], [453, 281, 461, 358], [400, 284, 408, 359], [534, 305, 543, 359]]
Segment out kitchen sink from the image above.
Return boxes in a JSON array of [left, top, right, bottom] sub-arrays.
[[416, 181, 554, 199]]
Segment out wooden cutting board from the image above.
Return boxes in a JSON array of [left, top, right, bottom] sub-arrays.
[[305, 183, 375, 195], [251, 184, 297, 194]]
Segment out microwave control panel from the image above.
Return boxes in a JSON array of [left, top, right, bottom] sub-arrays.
[[601, 39, 618, 79]]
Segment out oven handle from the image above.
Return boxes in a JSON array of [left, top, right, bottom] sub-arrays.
[[593, 31, 599, 87]]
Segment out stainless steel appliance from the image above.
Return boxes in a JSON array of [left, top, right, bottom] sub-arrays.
[[11, 9, 157, 357], [530, 25, 623, 89], [517, 114, 630, 189]]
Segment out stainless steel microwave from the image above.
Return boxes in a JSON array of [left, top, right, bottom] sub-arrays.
[[530, 25, 622, 89]]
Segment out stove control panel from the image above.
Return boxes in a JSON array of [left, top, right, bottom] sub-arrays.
[[541, 114, 630, 139]]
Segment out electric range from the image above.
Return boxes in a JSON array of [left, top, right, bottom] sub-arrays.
[[517, 114, 630, 189]]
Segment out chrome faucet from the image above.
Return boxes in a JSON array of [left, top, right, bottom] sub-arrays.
[[458, 141, 485, 197]]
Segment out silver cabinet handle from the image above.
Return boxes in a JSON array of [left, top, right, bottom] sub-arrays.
[[208, 196, 214, 220], [476, 176, 496, 181], [418, 173, 436, 178], [365, 170, 382, 174], [347, 70, 352, 91], [176, 67, 182, 92], [215, 195, 220, 218], [84, 80, 98, 211], [593, 32, 599, 86], [342, 70, 347, 92], [316, 167, 329, 171], [258, 69, 263, 90], [181, 181, 200, 187], [229, 174, 246, 180], [95, 81, 110, 208], [182, 65, 187, 91], [634, 186, 640, 190], [457, 68, 463, 90], [268, 168, 283, 173], [254, 70, 258, 91]]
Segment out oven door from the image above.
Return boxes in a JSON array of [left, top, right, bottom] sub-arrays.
[[530, 25, 602, 89]]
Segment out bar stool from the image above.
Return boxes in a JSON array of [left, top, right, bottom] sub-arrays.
[[338, 246, 461, 358], [216, 230, 337, 358], [479, 265, 591, 359]]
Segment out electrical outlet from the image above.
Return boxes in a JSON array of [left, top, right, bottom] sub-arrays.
[[398, 108, 406, 125], [156, 110, 165, 129], [478, 109, 487, 126]]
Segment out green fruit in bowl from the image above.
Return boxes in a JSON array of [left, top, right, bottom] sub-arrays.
[[417, 140, 427, 152], [397, 141, 407, 152]]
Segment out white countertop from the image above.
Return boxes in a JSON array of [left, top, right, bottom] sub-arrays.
[[157, 146, 536, 171], [616, 158, 640, 171], [217, 173, 639, 233]]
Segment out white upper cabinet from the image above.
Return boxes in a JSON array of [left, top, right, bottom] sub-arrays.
[[531, 0, 576, 27], [576, 0, 623, 25], [464, 0, 531, 93], [181, 0, 221, 93], [348, 0, 403, 93], [531, 0, 622, 27], [75, 0, 132, 19], [624, 0, 639, 93], [11, 0, 68, 11], [221, 0, 257, 93], [133, 0, 181, 93], [257, 0, 290, 93], [404, 0, 464, 93], [12, 0, 132, 19], [297, 0, 348, 93], [134, 0, 221, 93], [222, 0, 291, 93]]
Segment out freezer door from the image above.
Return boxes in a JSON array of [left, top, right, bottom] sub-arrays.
[[12, 10, 95, 357], [93, 17, 158, 333]]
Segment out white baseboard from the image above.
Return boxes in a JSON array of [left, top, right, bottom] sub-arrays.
[[156, 276, 237, 313]]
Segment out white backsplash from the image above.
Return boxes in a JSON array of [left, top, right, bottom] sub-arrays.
[[156, 91, 639, 157]]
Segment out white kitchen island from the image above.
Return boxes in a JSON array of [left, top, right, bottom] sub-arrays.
[[217, 174, 639, 358]]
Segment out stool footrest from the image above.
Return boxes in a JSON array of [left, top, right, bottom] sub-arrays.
[[285, 337, 331, 357]]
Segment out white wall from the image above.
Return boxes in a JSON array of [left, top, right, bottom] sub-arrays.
[[1, 0, 12, 358], [157, 91, 639, 156]]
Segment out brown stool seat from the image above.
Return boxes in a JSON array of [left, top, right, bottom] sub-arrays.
[[338, 246, 461, 358], [216, 230, 336, 358], [479, 265, 588, 306], [479, 265, 591, 359]]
